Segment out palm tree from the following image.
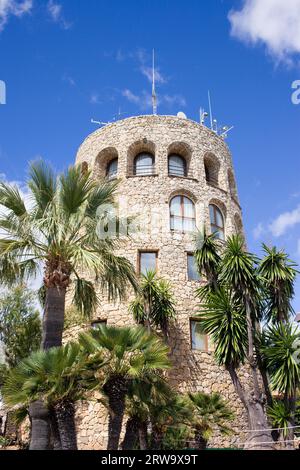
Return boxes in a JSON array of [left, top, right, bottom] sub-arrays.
[[129, 270, 176, 340], [262, 322, 300, 447], [0, 162, 138, 450], [123, 373, 173, 450], [196, 234, 275, 449], [2, 342, 102, 450], [194, 230, 221, 295], [0, 162, 138, 350], [149, 395, 193, 450], [187, 392, 234, 449], [78, 325, 170, 450], [258, 244, 298, 324]]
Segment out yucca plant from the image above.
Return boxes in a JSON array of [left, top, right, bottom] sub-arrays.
[[262, 322, 300, 446], [259, 244, 298, 324], [2, 342, 102, 450], [79, 325, 171, 450], [187, 392, 234, 450], [129, 270, 176, 340], [196, 235, 276, 449]]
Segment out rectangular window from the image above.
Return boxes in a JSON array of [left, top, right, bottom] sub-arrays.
[[139, 251, 158, 275], [91, 319, 107, 329], [187, 253, 200, 281], [190, 320, 208, 351]]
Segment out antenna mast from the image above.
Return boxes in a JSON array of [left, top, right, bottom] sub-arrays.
[[152, 49, 157, 115], [208, 90, 213, 130]]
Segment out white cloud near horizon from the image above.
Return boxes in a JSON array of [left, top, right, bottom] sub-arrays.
[[229, 0, 300, 64], [269, 205, 300, 237], [0, 0, 32, 32]]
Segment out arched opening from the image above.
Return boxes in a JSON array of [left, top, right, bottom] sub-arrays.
[[168, 142, 192, 177], [127, 140, 156, 176], [170, 195, 196, 232], [168, 154, 186, 177], [95, 147, 119, 179], [134, 152, 155, 176], [209, 204, 225, 240], [204, 153, 220, 186]]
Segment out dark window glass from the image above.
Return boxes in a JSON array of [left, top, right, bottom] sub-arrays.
[[209, 204, 225, 240], [107, 158, 118, 179], [134, 153, 154, 176], [139, 252, 157, 275], [170, 195, 196, 232], [187, 254, 200, 281], [191, 321, 207, 351], [91, 320, 107, 329], [168, 154, 186, 177]]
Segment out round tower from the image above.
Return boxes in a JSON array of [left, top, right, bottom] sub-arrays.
[[74, 115, 248, 449]]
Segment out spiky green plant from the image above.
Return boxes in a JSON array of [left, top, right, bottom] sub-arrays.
[[129, 270, 176, 340], [187, 392, 234, 449], [259, 244, 298, 323], [2, 342, 101, 450], [79, 325, 171, 450]]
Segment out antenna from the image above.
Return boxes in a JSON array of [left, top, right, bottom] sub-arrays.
[[91, 119, 109, 127], [208, 90, 213, 130], [152, 49, 157, 115]]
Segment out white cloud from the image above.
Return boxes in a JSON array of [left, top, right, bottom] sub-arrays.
[[122, 88, 186, 111], [253, 222, 265, 240], [228, 0, 300, 64], [140, 65, 167, 84], [269, 205, 300, 236], [0, 0, 32, 32], [47, 0, 71, 30]]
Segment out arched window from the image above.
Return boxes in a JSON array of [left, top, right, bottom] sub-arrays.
[[106, 158, 118, 180], [209, 204, 225, 240], [134, 153, 154, 176], [170, 195, 196, 232], [168, 154, 186, 177]]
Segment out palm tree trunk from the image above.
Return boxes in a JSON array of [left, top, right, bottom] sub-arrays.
[[29, 400, 51, 450], [122, 416, 139, 450], [194, 428, 207, 450], [103, 376, 127, 450], [226, 364, 274, 449], [138, 421, 148, 450], [151, 425, 163, 450], [49, 410, 62, 450], [42, 286, 66, 350], [54, 400, 77, 450], [284, 393, 295, 449]]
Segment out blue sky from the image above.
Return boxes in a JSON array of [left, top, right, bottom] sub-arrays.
[[0, 0, 300, 311]]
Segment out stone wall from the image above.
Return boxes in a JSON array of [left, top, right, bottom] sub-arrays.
[[71, 114, 249, 449]]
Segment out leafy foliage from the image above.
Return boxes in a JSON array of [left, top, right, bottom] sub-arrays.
[[187, 392, 234, 442], [198, 288, 248, 367], [259, 244, 298, 323], [261, 322, 300, 396], [0, 286, 41, 367], [79, 325, 171, 382]]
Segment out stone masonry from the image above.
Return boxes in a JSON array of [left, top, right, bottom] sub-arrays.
[[71, 114, 249, 449]]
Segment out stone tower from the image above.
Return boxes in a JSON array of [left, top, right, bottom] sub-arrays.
[[74, 115, 248, 449]]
